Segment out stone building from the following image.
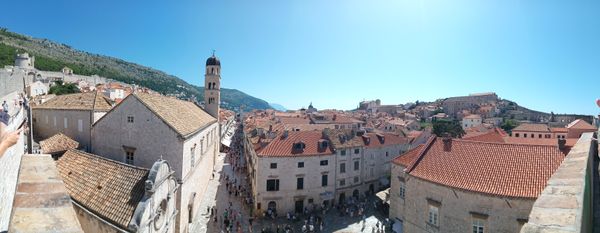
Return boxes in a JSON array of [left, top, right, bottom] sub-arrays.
[[57, 149, 178, 233], [32, 92, 112, 151], [324, 129, 368, 203], [441, 92, 498, 117], [361, 132, 411, 193], [461, 114, 482, 129], [251, 130, 336, 215], [204, 53, 221, 118], [390, 136, 566, 233], [91, 92, 219, 233]]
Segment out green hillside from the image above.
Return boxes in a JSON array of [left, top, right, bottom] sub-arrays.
[[0, 28, 271, 111]]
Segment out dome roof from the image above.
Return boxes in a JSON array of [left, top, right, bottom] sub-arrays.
[[206, 55, 220, 66]]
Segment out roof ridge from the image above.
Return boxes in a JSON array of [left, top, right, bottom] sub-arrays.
[[456, 137, 561, 148], [405, 135, 436, 172]]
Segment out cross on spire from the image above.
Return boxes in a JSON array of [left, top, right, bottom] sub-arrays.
[[212, 49, 216, 57]]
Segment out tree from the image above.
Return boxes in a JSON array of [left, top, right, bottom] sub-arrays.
[[49, 81, 80, 95], [432, 120, 465, 138], [500, 119, 519, 133]]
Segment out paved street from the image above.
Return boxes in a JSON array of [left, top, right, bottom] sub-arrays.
[[191, 133, 392, 233]]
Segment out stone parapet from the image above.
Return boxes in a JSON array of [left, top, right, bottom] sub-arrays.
[[9, 154, 83, 233], [521, 132, 597, 233]]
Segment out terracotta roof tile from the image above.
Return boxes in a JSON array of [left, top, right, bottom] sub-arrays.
[[57, 150, 149, 230], [362, 133, 409, 148], [512, 123, 550, 132], [39, 133, 79, 154], [32, 92, 112, 111], [392, 145, 424, 167], [134, 93, 216, 137], [257, 131, 334, 157], [403, 138, 566, 198], [566, 119, 597, 130], [462, 128, 506, 143], [324, 129, 364, 148]]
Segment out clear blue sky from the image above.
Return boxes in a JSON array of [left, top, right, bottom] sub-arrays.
[[1, 0, 598, 114]]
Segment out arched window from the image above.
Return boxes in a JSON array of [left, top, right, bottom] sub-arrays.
[[211, 68, 214, 74]]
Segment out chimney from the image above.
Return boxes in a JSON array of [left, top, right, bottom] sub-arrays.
[[558, 138, 566, 151], [269, 124, 273, 132], [442, 133, 452, 152]]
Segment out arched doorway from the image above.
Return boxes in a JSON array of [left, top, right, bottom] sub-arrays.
[[268, 201, 277, 212], [295, 200, 304, 213], [353, 189, 359, 198], [338, 193, 346, 205]]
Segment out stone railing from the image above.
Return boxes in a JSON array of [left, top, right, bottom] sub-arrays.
[[521, 132, 598, 233]]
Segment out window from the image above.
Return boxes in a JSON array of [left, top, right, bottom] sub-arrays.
[[127, 116, 134, 123], [298, 162, 304, 168], [53, 117, 56, 126], [386, 152, 389, 157], [270, 163, 277, 169], [354, 161, 359, 171], [472, 218, 485, 233], [339, 179, 345, 186], [341, 150, 346, 156], [191, 145, 196, 168], [125, 151, 134, 165], [64, 118, 68, 129], [354, 148, 360, 154], [538, 134, 542, 138], [77, 119, 83, 132], [297, 177, 304, 190], [320, 160, 328, 166], [340, 163, 346, 173], [428, 205, 439, 226], [353, 176, 359, 183], [399, 182, 406, 199], [515, 133, 519, 137], [321, 175, 328, 186], [266, 179, 280, 191], [524, 134, 527, 138]]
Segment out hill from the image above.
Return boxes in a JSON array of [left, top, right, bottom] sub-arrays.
[[0, 28, 272, 111]]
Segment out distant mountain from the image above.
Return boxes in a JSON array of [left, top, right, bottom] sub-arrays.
[[0, 28, 271, 111], [269, 103, 287, 111]]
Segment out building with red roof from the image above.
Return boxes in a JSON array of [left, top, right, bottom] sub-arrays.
[[389, 136, 567, 233]]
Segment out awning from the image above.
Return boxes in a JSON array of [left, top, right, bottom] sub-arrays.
[[220, 123, 237, 147], [375, 188, 390, 204]]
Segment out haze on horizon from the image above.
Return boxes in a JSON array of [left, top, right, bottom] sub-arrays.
[[1, 0, 598, 115]]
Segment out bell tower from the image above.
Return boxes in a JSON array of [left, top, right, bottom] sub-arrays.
[[204, 51, 221, 120]]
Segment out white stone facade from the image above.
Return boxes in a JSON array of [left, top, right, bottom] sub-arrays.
[[91, 96, 219, 233]]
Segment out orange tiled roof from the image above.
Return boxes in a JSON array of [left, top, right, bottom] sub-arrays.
[[550, 127, 569, 133], [362, 133, 409, 148], [462, 128, 506, 143], [566, 119, 597, 130], [32, 92, 112, 111], [512, 123, 550, 132], [400, 137, 565, 198], [39, 133, 79, 154], [503, 137, 577, 148], [257, 131, 333, 157], [56, 150, 149, 230], [392, 145, 424, 167], [133, 93, 216, 138]]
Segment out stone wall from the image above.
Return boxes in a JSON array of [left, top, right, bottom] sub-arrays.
[[0, 107, 24, 232], [390, 164, 533, 233], [32, 109, 93, 151], [521, 132, 597, 233], [255, 154, 336, 215]]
